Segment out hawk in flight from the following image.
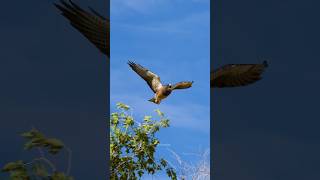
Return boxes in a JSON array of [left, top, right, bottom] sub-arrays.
[[54, 0, 110, 57], [211, 61, 268, 88], [128, 61, 194, 104]]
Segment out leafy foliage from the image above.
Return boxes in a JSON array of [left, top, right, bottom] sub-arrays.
[[1, 128, 73, 180], [110, 103, 177, 179], [51, 172, 73, 180], [1, 161, 29, 180], [21, 128, 64, 154]]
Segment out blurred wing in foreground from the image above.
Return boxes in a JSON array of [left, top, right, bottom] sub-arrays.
[[55, 0, 110, 57], [211, 61, 268, 88]]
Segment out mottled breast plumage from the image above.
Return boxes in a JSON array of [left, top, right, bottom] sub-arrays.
[[163, 90, 172, 96]]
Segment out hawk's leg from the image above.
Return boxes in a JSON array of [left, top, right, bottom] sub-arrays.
[[148, 97, 161, 104]]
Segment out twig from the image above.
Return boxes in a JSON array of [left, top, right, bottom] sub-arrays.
[[167, 148, 210, 180], [24, 157, 57, 172], [31, 126, 56, 172], [65, 146, 72, 175]]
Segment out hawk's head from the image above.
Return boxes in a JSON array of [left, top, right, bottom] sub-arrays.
[[165, 84, 173, 90], [162, 84, 173, 95]]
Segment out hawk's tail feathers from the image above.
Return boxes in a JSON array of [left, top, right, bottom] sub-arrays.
[[148, 98, 156, 103], [148, 98, 160, 104]]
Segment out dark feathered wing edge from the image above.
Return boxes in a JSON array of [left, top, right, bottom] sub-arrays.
[[54, 0, 109, 57], [127, 61, 162, 93], [211, 61, 268, 88], [172, 81, 194, 90]]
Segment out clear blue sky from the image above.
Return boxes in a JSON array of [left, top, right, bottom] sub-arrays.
[[110, 0, 210, 178]]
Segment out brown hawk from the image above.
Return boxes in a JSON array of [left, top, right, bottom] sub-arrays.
[[54, 0, 110, 57], [211, 61, 268, 88], [128, 61, 194, 104]]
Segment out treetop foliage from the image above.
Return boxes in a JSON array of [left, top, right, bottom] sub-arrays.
[[110, 102, 176, 180], [2, 128, 73, 180]]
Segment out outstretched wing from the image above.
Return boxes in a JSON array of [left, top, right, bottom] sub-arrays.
[[172, 81, 194, 90], [128, 61, 162, 93], [211, 61, 268, 88], [54, 0, 109, 57]]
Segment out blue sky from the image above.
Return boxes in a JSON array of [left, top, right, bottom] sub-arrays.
[[110, 0, 210, 178]]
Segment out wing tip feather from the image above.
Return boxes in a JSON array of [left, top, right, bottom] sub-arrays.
[[127, 60, 136, 68]]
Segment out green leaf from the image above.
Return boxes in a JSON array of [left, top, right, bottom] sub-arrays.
[[124, 116, 134, 127], [144, 116, 152, 123], [51, 172, 73, 180], [138, 170, 144, 177], [166, 168, 177, 180], [153, 140, 160, 146], [116, 102, 130, 111], [9, 169, 29, 180], [160, 159, 167, 167], [44, 138, 64, 149], [155, 109, 164, 117], [2, 161, 24, 172], [160, 119, 170, 127], [21, 128, 45, 139], [21, 128, 65, 155]]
